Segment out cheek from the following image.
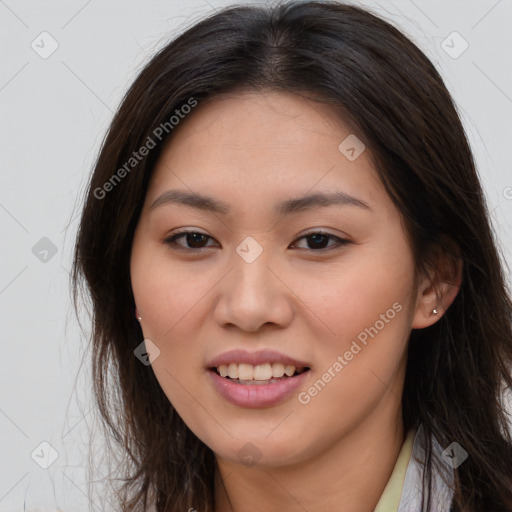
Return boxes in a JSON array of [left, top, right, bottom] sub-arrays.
[[305, 245, 415, 348], [130, 243, 223, 406], [131, 243, 214, 339], [131, 248, 201, 396], [295, 240, 415, 408], [131, 259, 204, 417]]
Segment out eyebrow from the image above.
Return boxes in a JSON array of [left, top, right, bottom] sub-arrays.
[[149, 189, 371, 215]]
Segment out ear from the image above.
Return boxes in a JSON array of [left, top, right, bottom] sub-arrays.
[[411, 246, 463, 329]]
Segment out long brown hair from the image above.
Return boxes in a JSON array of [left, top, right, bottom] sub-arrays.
[[72, 2, 512, 510]]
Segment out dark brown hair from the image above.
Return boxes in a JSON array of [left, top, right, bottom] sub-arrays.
[[72, 1, 512, 510]]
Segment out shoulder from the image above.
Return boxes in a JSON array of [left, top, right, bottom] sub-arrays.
[[398, 425, 454, 512], [398, 382, 512, 512]]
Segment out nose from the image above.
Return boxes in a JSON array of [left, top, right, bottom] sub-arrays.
[[213, 245, 294, 333]]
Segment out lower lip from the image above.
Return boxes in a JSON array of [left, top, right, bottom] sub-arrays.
[[208, 369, 310, 408]]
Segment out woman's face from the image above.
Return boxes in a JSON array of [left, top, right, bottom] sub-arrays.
[[130, 91, 424, 468]]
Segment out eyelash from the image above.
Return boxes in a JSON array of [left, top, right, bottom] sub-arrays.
[[163, 230, 351, 253]]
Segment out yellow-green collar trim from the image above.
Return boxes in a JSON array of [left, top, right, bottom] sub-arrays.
[[374, 429, 416, 512]]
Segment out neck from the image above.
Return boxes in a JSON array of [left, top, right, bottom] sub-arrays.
[[213, 393, 405, 512]]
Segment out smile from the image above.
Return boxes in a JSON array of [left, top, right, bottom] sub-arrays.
[[208, 366, 311, 408]]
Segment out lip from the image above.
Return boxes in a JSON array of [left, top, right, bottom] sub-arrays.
[[207, 349, 311, 369], [208, 368, 311, 408]]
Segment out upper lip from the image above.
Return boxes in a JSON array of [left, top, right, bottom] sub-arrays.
[[207, 349, 311, 369]]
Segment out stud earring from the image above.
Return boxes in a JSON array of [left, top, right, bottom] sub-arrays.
[[432, 308, 438, 315], [137, 315, 142, 322]]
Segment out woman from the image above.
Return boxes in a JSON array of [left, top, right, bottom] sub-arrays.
[[72, 1, 512, 510]]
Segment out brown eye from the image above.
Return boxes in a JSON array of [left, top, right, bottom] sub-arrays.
[[291, 231, 350, 251], [163, 230, 350, 253], [164, 231, 217, 250]]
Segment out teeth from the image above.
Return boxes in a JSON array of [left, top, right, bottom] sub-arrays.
[[272, 363, 285, 377], [284, 365, 296, 377], [238, 363, 253, 380], [228, 363, 238, 379], [216, 363, 305, 380]]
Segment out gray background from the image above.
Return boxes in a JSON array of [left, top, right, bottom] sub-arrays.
[[1, 0, 511, 510]]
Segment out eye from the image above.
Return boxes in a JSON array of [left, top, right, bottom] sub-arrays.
[[163, 230, 350, 252], [290, 231, 351, 251], [164, 231, 217, 250]]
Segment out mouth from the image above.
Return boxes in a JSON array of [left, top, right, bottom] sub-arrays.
[[209, 364, 311, 385], [208, 364, 311, 408]]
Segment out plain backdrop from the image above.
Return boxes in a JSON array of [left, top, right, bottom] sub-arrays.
[[1, 0, 511, 510]]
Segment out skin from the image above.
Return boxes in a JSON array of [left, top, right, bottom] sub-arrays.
[[130, 91, 461, 511]]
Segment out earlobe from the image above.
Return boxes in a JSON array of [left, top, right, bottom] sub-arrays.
[[411, 256, 463, 329], [135, 308, 142, 322], [411, 294, 443, 329]]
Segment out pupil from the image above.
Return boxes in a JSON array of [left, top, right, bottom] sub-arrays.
[[308, 234, 328, 249], [188, 233, 207, 248]]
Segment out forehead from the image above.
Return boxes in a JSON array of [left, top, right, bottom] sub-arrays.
[[146, 91, 384, 211], [161, 91, 353, 155]]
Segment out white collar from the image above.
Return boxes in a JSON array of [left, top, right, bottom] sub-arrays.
[[397, 424, 455, 512]]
